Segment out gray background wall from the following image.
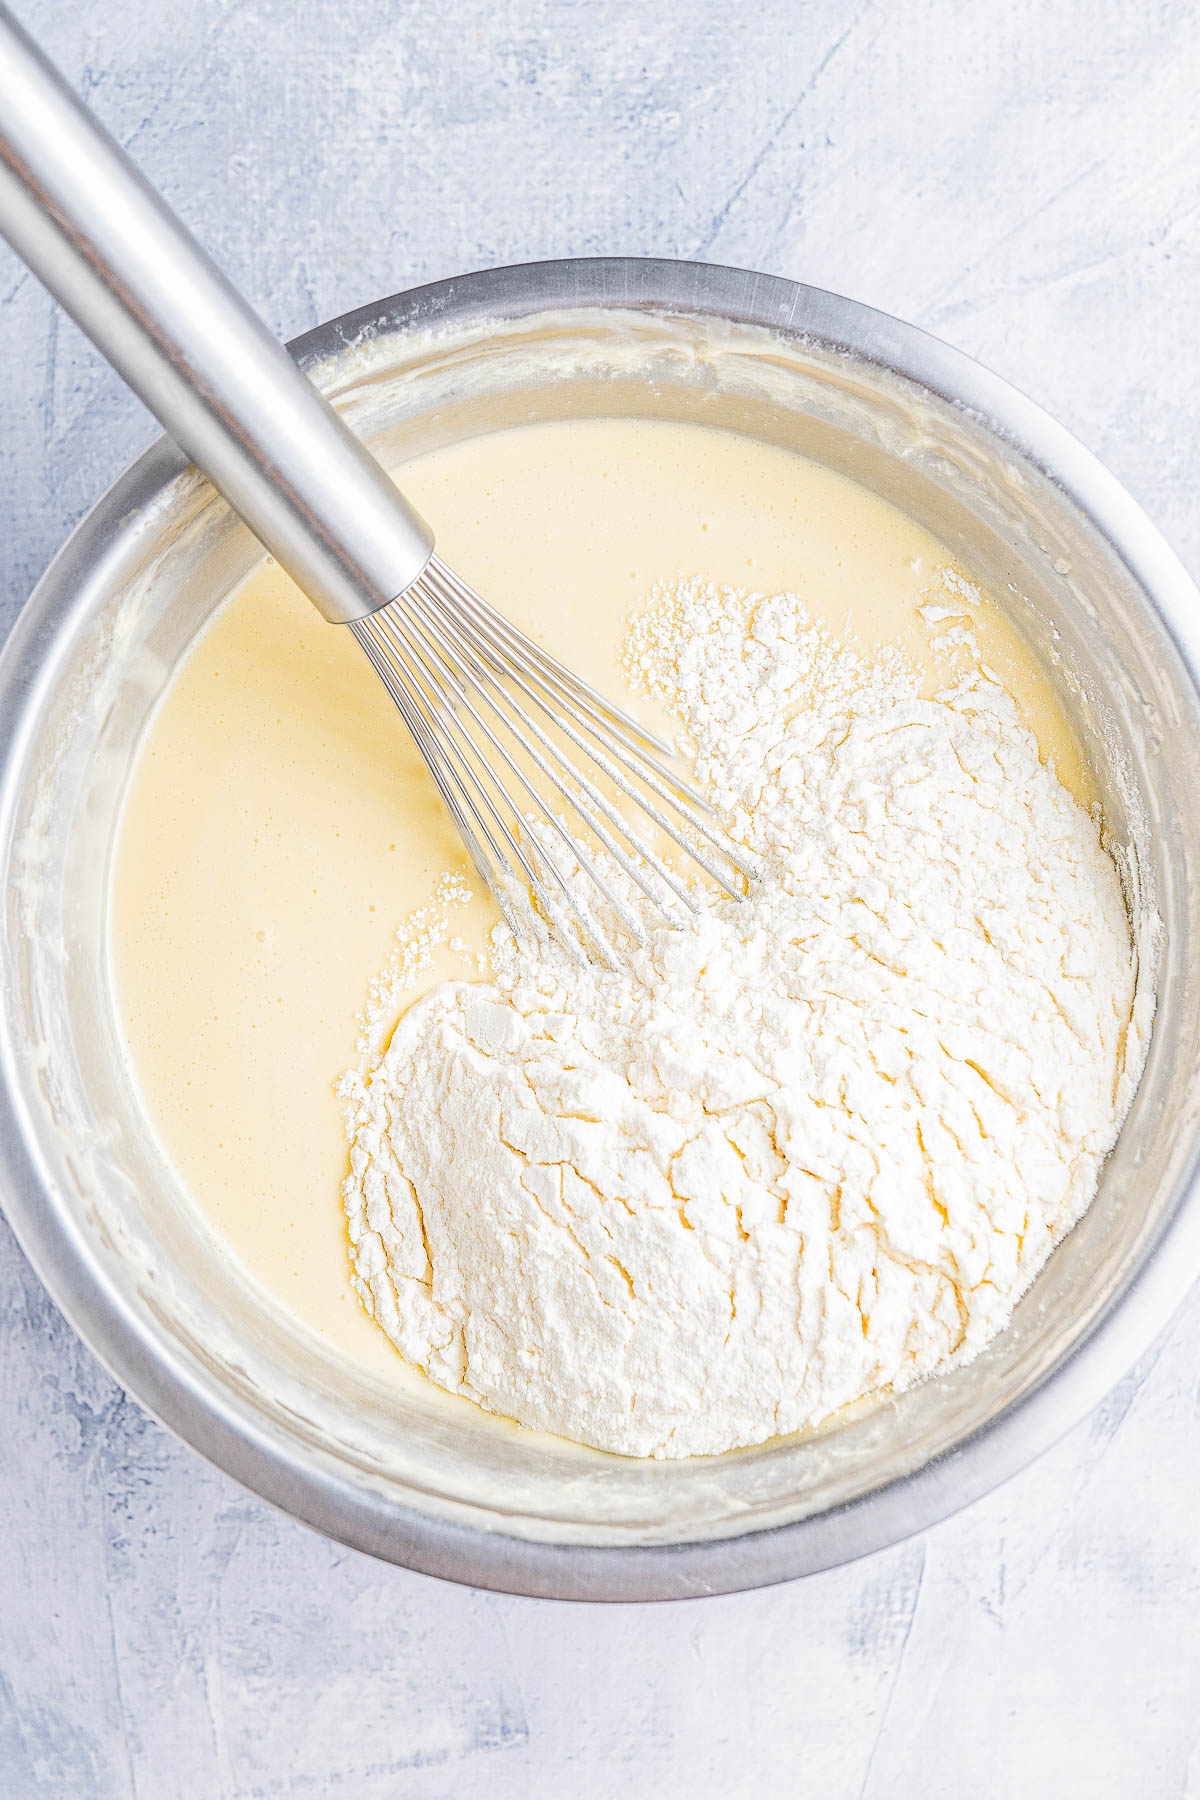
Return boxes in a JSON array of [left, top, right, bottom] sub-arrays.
[[2, 1, 1199, 1793]]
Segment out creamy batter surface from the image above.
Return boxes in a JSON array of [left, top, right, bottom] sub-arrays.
[[111, 416, 1102, 1400]]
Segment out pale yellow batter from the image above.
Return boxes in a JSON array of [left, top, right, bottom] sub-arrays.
[[111, 416, 1090, 1381]]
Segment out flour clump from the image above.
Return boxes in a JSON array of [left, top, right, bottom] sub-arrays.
[[340, 577, 1145, 1458]]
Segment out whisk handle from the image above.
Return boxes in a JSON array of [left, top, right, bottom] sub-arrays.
[[0, 5, 433, 623]]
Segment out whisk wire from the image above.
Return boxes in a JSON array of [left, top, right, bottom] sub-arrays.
[[420, 561, 757, 885], [422, 557, 673, 759], [364, 611, 616, 962], [397, 586, 696, 922], [353, 620, 515, 891], [422, 562, 725, 828], [352, 555, 757, 958], [379, 600, 635, 956]]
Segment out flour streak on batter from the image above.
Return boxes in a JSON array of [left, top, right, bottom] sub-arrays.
[[341, 574, 1145, 1458]]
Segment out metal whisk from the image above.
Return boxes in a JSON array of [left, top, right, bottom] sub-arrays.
[[0, 7, 753, 958]]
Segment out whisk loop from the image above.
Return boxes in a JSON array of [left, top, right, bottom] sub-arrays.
[[352, 555, 758, 963]]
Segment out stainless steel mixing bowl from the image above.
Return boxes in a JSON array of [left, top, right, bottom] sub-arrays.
[[2, 258, 1199, 1601]]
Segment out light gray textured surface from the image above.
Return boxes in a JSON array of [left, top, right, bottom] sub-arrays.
[[2, 1, 1199, 1793]]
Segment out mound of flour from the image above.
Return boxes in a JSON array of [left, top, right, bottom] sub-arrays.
[[339, 578, 1144, 1458]]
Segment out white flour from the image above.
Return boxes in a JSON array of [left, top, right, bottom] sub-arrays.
[[340, 577, 1145, 1458]]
